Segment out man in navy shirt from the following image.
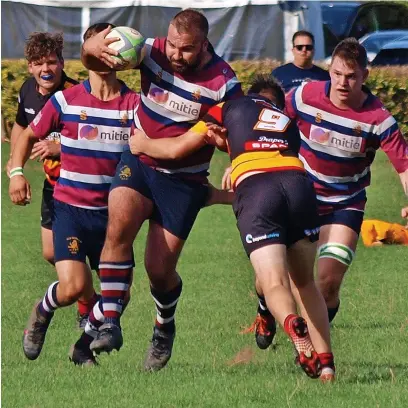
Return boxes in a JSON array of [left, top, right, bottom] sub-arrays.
[[272, 30, 329, 93]]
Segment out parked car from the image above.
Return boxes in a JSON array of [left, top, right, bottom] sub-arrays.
[[321, 1, 408, 56], [359, 30, 408, 62], [371, 38, 408, 66]]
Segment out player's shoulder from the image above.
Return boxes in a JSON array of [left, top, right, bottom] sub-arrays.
[[272, 63, 293, 75], [364, 90, 396, 125], [296, 80, 327, 101], [18, 76, 37, 98], [62, 73, 79, 89]]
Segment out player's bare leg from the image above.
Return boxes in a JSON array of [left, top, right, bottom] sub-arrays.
[[90, 187, 152, 355], [288, 238, 335, 382], [250, 244, 321, 379], [317, 224, 358, 322], [143, 222, 185, 371]]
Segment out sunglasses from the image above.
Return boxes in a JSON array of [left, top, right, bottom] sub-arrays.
[[294, 44, 314, 51]]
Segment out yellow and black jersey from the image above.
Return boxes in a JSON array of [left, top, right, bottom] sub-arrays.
[[191, 94, 304, 189], [16, 71, 78, 186]]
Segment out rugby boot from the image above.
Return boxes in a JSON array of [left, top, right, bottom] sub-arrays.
[[320, 367, 336, 383], [143, 326, 175, 372], [22, 300, 53, 360], [90, 323, 123, 355], [77, 312, 89, 330], [69, 340, 97, 366], [286, 315, 321, 379], [241, 312, 276, 350]]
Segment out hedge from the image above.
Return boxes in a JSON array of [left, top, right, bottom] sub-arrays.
[[2, 59, 407, 136]]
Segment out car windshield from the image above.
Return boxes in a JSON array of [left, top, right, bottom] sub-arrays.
[[361, 33, 408, 53], [321, 3, 359, 38], [371, 49, 408, 66]]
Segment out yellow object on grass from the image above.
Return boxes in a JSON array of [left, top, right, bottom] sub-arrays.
[[361, 220, 408, 246]]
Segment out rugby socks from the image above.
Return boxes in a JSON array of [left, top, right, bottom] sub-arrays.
[[37, 281, 61, 320], [99, 260, 133, 326], [80, 298, 105, 346], [77, 291, 99, 316], [328, 301, 340, 323], [151, 279, 183, 334], [318, 352, 335, 371], [256, 291, 270, 317]]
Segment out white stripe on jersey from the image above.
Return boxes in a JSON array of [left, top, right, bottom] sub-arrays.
[[373, 115, 397, 136], [143, 38, 222, 100], [300, 153, 370, 184], [60, 169, 114, 184], [295, 84, 395, 136], [54, 89, 134, 119], [316, 188, 365, 203], [140, 93, 194, 123], [300, 130, 366, 159], [61, 135, 126, 152], [54, 91, 68, 113], [155, 162, 210, 174]]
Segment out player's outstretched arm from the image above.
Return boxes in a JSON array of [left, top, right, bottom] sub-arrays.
[[9, 126, 37, 205], [81, 26, 121, 71], [129, 127, 208, 160]]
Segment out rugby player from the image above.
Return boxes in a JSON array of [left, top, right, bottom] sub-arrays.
[[248, 38, 408, 343], [9, 23, 138, 365], [6, 33, 96, 327], [80, 9, 243, 371], [129, 74, 335, 381]]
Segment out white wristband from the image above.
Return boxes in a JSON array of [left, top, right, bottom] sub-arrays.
[[10, 172, 24, 179]]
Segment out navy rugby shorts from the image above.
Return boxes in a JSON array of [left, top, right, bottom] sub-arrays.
[[52, 199, 109, 271], [110, 150, 210, 240], [233, 170, 320, 256]]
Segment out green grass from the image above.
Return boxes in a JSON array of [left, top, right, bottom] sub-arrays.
[[2, 144, 408, 408]]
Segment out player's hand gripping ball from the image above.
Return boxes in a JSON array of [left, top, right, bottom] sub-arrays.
[[106, 27, 145, 70]]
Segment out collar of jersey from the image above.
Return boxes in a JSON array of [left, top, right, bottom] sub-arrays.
[[83, 79, 129, 96]]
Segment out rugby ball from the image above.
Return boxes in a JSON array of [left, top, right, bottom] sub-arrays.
[[106, 26, 145, 70]]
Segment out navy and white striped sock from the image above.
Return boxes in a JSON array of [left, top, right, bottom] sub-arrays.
[[38, 281, 61, 319], [151, 279, 183, 334]]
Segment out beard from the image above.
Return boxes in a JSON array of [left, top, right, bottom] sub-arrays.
[[170, 52, 203, 74]]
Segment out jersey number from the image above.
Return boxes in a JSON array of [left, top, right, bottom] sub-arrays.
[[253, 109, 290, 132]]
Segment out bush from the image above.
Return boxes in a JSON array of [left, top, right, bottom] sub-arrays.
[[2, 59, 407, 136]]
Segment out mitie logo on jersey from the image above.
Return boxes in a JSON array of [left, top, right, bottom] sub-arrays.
[[309, 125, 363, 153], [147, 84, 201, 120], [78, 124, 130, 144]]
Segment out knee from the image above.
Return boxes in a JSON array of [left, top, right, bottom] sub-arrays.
[[318, 273, 343, 303], [58, 280, 86, 305]]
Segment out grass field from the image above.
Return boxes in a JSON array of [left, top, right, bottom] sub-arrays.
[[2, 143, 408, 408]]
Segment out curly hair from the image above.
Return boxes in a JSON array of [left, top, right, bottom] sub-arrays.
[[25, 32, 64, 63], [247, 74, 285, 110]]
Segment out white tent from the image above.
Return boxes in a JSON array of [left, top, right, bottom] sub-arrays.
[[1, 0, 325, 61]]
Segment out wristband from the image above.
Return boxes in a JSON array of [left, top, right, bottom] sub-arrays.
[[9, 167, 24, 178]]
